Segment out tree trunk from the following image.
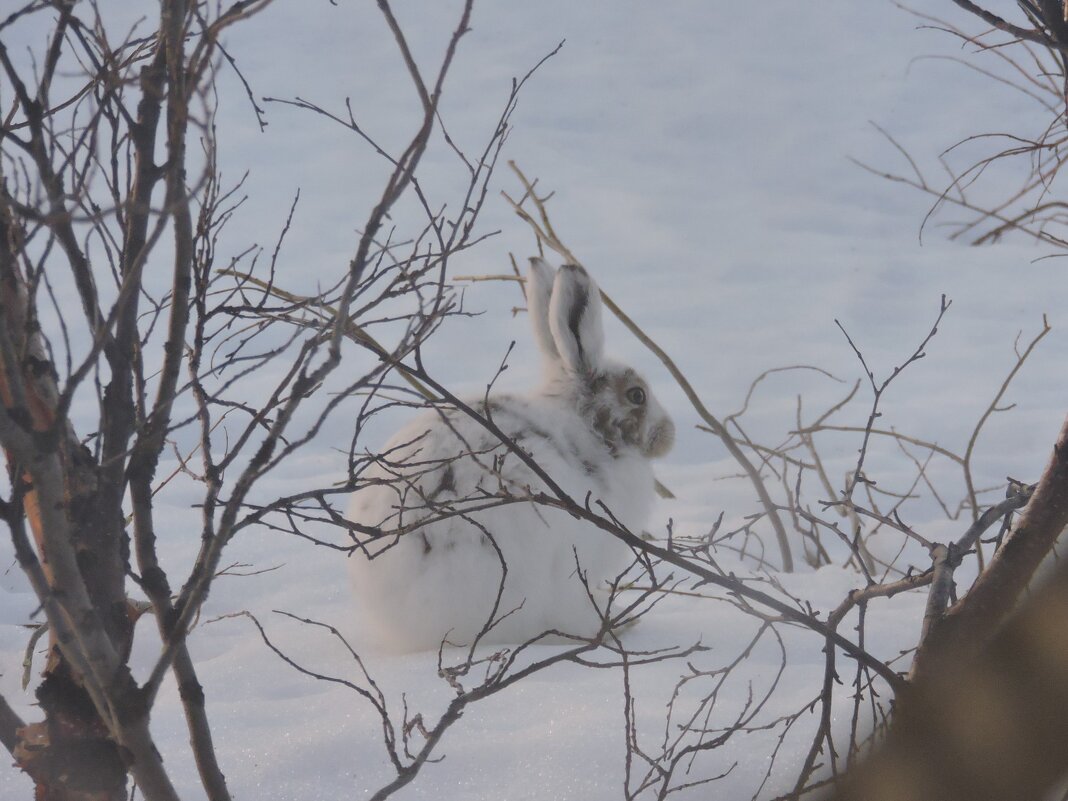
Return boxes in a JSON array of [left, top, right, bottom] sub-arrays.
[[833, 411, 1068, 801], [0, 196, 131, 801]]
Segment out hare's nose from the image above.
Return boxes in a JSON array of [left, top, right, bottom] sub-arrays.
[[644, 418, 675, 458]]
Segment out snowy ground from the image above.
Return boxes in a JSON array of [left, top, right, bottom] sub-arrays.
[[3, 1, 1068, 799]]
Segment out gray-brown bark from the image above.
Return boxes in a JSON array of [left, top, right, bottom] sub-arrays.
[[911, 413, 1068, 680], [831, 412, 1068, 801]]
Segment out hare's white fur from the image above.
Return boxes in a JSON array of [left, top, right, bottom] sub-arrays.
[[346, 260, 674, 652]]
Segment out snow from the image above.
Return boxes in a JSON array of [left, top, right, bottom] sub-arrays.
[[2, 1, 1068, 799]]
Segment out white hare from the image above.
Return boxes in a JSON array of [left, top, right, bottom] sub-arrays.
[[346, 259, 674, 651]]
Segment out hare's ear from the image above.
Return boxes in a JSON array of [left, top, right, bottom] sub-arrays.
[[527, 257, 560, 363], [548, 263, 605, 375]]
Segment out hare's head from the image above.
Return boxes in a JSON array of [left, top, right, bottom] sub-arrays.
[[527, 258, 675, 459]]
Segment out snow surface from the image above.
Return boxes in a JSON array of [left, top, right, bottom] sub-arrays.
[[3, 1, 1068, 799]]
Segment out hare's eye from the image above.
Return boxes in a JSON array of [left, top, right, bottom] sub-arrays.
[[625, 386, 646, 406]]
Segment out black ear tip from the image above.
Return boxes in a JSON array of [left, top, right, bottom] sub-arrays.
[[560, 263, 588, 276]]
